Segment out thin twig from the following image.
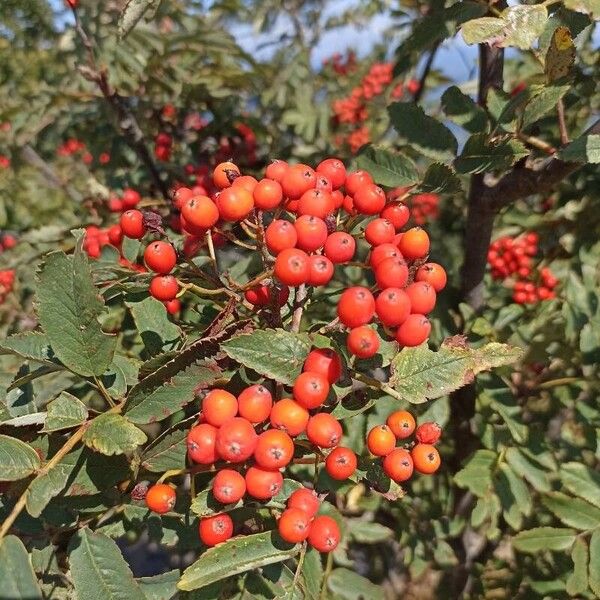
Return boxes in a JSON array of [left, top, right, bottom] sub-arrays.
[[413, 41, 441, 103], [290, 284, 308, 333], [557, 98, 569, 145]]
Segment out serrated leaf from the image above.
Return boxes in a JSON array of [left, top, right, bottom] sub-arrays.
[[559, 135, 600, 163], [178, 531, 300, 591], [545, 25, 576, 82], [302, 547, 323, 599], [83, 413, 147, 455], [388, 102, 458, 161], [327, 568, 381, 600], [137, 570, 180, 600], [125, 361, 219, 425], [566, 537, 588, 596], [461, 17, 505, 45], [69, 528, 146, 600], [441, 86, 489, 133], [222, 329, 311, 386], [590, 529, 600, 596], [0, 331, 54, 363], [0, 412, 47, 427], [388, 338, 522, 404], [42, 392, 88, 432], [498, 463, 531, 516], [542, 492, 600, 530], [522, 85, 570, 128], [414, 163, 463, 195], [354, 145, 419, 187], [513, 527, 576, 553], [0, 435, 41, 481], [560, 462, 600, 508], [0, 536, 42, 600], [37, 248, 116, 377], [454, 449, 497, 497], [141, 423, 189, 473], [454, 134, 528, 174], [118, 0, 161, 38]]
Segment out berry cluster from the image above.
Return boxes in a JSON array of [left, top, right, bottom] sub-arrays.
[[107, 188, 142, 214], [154, 132, 173, 162], [0, 270, 15, 303], [0, 155, 10, 169], [367, 412, 441, 482], [323, 50, 358, 76], [56, 137, 109, 166], [487, 233, 558, 304]]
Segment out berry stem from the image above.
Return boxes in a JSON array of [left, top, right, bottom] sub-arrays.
[[290, 284, 308, 333], [319, 551, 334, 600], [351, 371, 404, 402]]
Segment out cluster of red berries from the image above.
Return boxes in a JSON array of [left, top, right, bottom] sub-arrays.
[[0, 270, 15, 303], [213, 123, 258, 166], [323, 50, 358, 76], [488, 233, 558, 304], [106, 188, 142, 214], [56, 137, 109, 166], [367, 411, 441, 483], [0, 155, 10, 169], [155, 132, 173, 162]]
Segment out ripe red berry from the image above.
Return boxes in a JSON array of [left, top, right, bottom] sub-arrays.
[[215, 417, 258, 463], [232, 175, 258, 193], [398, 227, 430, 259], [122, 188, 141, 209], [405, 282, 437, 314], [411, 443, 441, 474], [325, 446, 357, 480], [294, 215, 328, 252], [274, 248, 310, 286], [107, 224, 123, 247], [375, 288, 411, 327], [266, 219, 298, 256], [308, 255, 334, 286], [149, 275, 179, 301], [345, 170, 373, 196], [213, 161, 240, 189], [395, 314, 431, 347], [324, 232, 356, 264], [216, 186, 254, 222], [415, 263, 447, 292], [293, 371, 330, 409], [144, 241, 177, 274], [187, 423, 218, 464], [366, 425, 396, 456], [182, 196, 220, 229], [383, 448, 414, 482], [306, 413, 342, 448], [254, 429, 295, 469], [199, 513, 233, 546], [145, 483, 176, 514], [375, 257, 408, 289], [415, 422, 442, 445], [245, 466, 284, 500], [369, 243, 401, 268], [386, 410, 416, 439], [278, 508, 311, 543], [270, 399, 309, 437], [346, 326, 380, 359], [380, 203, 410, 230], [303, 348, 342, 384], [287, 487, 320, 518], [238, 385, 273, 423], [317, 158, 346, 189], [253, 178, 283, 210], [281, 164, 316, 199], [337, 286, 375, 328], [353, 184, 386, 215], [202, 389, 238, 427], [365, 218, 395, 246], [307, 515, 340, 552], [298, 189, 334, 219], [120, 209, 145, 239], [212, 469, 246, 504], [265, 159, 289, 182]]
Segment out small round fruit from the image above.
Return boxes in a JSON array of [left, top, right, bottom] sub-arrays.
[[281, 164, 316, 199], [345, 170, 373, 195], [353, 184, 386, 215], [365, 218, 395, 246], [265, 159, 288, 182], [415, 422, 442, 445], [212, 469, 246, 504], [216, 186, 254, 222], [187, 423, 218, 464], [293, 371, 330, 409], [254, 429, 295, 469], [317, 158, 346, 189], [294, 215, 328, 252], [381, 203, 410, 230], [270, 399, 309, 437], [298, 189, 334, 219], [324, 232, 356, 264], [232, 175, 258, 193], [107, 224, 123, 246], [369, 243, 401, 269], [308, 255, 334, 286], [383, 448, 414, 482], [182, 195, 220, 229], [144, 241, 177, 274], [337, 286, 375, 328], [202, 389, 238, 427], [145, 483, 176, 514], [238, 385, 273, 423], [265, 220, 298, 255], [287, 487, 320, 518], [306, 413, 342, 448], [253, 178, 283, 210], [398, 227, 430, 260], [411, 443, 441, 474], [405, 282, 437, 314], [395, 314, 431, 347], [274, 248, 310, 287], [278, 507, 311, 543], [325, 447, 357, 480], [149, 275, 179, 301], [199, 513, 234, 546], [386, 410, 416, 439], [245, 466, 284, 500], [307, 515, 340, 553], [375, 288, 411, 327], [346, 326, 380, 359], [215, 417, 258, 463], [375, 257, 408, 289], [303, 348, 342, 384], [213, 161, 240, 189], [415, 263, 447, 292], [120, 209, 145, 239], [366, 425, 396, 456]]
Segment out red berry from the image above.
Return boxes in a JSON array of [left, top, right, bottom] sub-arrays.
[[415, 422, 442, 444], [120, 210, 145, 239], [395, 314, 431, 347], [308, 255, 335, 286], [375, 257, 409, 289], [202, 389, 238, 427], [122, 188, 141, 209], [337, 286, 375, 328], [345, 170, 373, 195], [278, 508, 311, 543], [293, 371, 330, 409], [298, 189, 334, 219], [182, 196, 220, 229], [245, 466, 284, 500], [149, 275, 179, 301], [187, 423, 218, 464], [145, 484, 176, 514], [375, 288, 411, 327], [144, 241, 177, 274], [294, 216, 328, 252], [274, 248, 310, 286], [369, 243, 400, 268], [346, 326, 380, 359], [199, 513, 233, 546], [265, 159, 289, 182], [306, 413, 342, 448], [324, 232, 356, 264], [287, 487, 320, 518], [325, 446, 357, 480], [415, 263, 447, 292], [212, 469, 246, 504], [405, 282, 437, 314], [254, 429, 294, 469], [253, 178, 283, 210], [270, 399, 310, 436], [317, 158, 346, 189], [307, 515, 340, 552], [380, 203, 410, 230], [303, 348, 342, 384], [365, 218, 395, 246], [353, 184, 386, 215], [238, 385, 273, 423], [215, 417, 258, 463], [383, 448, 414, 482]]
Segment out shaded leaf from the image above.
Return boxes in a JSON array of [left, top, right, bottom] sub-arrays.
[[566, 537, 588, 596], [354, 145, 419, 187], [513, 527, 576, 553], [454, 450, 497, 497], [590, 529, 600, 596], [542, 492, 600, 530], [559, 135, 600, 163], [441, 86, 489, 133], [560, 462, 600, 508], [327, 568, 381, 600], [414, 163, 463, 195], [83, 413, 147, 456], [522, 85, 571, 129], [0, 331, 54, 363], [0, 536, 42, 599], [42, 392, 88, 432], [454, 133, 528, 174], [0, 435, 41, 481]]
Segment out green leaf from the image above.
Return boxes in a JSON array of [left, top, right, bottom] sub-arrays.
[[513, 527, 576, 553], [42, 392, 88, 432], [560, 462, 600, 508], [354, 145, 419, 187], [441, 86, 489, 133], [327, 568, 381, 600], [302, 547, 323, 599], [454, 449, 497, 497], [454, 133, 528, 174], [505, 448, 550, 492], [118, 0, 161, 39], [542, 492, 600, 530], [83, 413, 147, 456], [0, 435, 40, 481], [388, 338, 522, 404], [388, 102, 458, 161], [589, 529, 600, 596], [461, 17, 505, 45], [414, 163, 463, 195], [566, 537, 588, 596], [349, 521, 393, 544], [121, 237, 141, 264], [68, 528, 146, 600], [137, 570, 179, 600], [559, 135, 600, 163], [124, 361, 220, 425], [522, 84, 571, 129], [222, 329, 311, 386], [0, 536, 42, 599], [141, 421, 190, 473], [190, 488, 242, 518], [36, 249, 116, 377], [178, 531, 300, 591], [434, 540, 459, 567], [564, 0, 600, 15], [498, 463, 532, 516], [0, 331, 54, 363], [126, 295, 182, 356]]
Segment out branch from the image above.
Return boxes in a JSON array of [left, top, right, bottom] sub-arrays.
[[290, 284, 307, 333], [412, 41, 440, 103]]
